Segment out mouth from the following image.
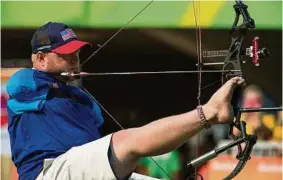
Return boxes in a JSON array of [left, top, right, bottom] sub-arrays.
[[69, 68, 79, 72]]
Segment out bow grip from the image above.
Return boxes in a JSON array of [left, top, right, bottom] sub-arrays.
[[231, 83, 245, 118]]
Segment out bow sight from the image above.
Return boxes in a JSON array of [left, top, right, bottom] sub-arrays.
[[201, 0, 270, 67], [202, 36, 270, 67]]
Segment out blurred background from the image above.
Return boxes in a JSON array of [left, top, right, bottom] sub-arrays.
[[1, 1, 282, 180]]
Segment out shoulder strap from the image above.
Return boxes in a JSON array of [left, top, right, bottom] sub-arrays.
[[47, 88, 84, 105]]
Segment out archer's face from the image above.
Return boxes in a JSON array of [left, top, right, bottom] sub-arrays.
[[45, 50, 80, 74], [33, 50, 80, 82]]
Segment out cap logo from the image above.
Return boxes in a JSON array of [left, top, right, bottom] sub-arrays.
[[37, 45, 51, 51], [60, 28, 76, 41]]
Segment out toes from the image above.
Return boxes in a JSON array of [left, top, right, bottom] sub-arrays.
[[228, 77, 245, 86]]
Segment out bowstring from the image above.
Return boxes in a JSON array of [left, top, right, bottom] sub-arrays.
[[80, 1, 154, 67], [193, 0, 203, 179], [79, 1, 173, 179]]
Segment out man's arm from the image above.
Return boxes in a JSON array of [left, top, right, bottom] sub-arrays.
[[110, 77, 244, 179]]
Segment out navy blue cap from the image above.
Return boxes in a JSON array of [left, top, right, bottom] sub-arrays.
[[31, 22, 90, 54]]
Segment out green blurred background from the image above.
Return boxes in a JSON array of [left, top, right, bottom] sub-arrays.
[[2, 1, 282, 29]]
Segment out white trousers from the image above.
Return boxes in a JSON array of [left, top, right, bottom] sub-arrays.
[[36, 134, 159, 180]]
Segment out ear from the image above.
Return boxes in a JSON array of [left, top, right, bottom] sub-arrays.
[[36, 51, 46, 63], [32, 52, 48, 69]]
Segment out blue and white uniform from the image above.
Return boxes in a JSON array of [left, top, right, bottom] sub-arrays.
[[7, 68, 104, 180]]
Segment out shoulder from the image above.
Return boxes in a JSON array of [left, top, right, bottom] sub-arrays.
[[8, 68, 35, 81], [7, 68, 37, 97]]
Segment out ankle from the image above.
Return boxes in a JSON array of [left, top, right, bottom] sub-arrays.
[[202, 104, 218, 125]]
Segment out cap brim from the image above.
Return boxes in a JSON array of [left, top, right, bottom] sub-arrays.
[[52, 40, 91, 54]]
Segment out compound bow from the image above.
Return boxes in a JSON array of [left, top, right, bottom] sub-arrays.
[[187, 1, 280, 180], [62, 1, 282, 180]]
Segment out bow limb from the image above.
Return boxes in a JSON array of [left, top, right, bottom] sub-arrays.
[[221, 2, 256, 178]]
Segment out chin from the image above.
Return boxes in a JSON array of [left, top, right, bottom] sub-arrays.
[[57, 76, 77, 82], [66, 76, 77, 82]]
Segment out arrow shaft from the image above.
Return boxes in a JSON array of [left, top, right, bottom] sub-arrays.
[[63, 70, 241, 77]]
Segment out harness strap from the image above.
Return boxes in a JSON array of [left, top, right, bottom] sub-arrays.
[[47, 88, 84, 105]]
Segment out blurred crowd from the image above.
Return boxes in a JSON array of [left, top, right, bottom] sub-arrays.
[[135, 84, 282, 180]]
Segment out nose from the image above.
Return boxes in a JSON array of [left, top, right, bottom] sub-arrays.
[[62, 51, 80, 64], [70, 57, 79, 64], [67, 53, 79, 64]]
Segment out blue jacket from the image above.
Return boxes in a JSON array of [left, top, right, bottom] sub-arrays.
[[6, 68, 104, 180]]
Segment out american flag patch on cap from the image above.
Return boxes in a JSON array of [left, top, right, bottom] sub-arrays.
[[60, 28, 77, 41]]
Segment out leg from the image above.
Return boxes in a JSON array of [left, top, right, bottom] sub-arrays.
[[40, 133, 159, 180], [42, 134, 117, 180]]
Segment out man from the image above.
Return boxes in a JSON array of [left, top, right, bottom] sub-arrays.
[[6, 22, 245, 180]]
